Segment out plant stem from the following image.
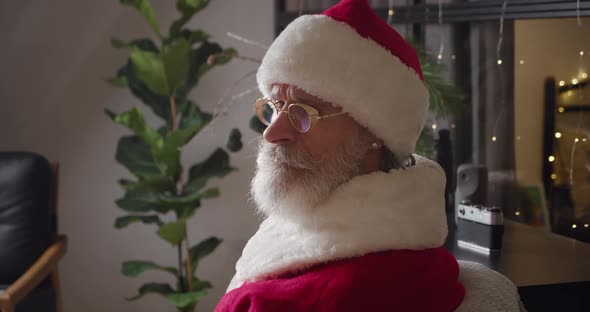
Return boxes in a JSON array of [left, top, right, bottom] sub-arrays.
[[185, 228, 193, 291], [178, 245, 185, 292], [170, 96, 177, 130]]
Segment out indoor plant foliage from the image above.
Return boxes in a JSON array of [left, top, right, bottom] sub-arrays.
[[105, 1, 242, 311]]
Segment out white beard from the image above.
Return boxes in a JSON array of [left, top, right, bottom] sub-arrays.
[[251, 133, 369, 219]]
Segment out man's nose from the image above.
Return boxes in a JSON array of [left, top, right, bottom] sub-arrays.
[[263, 111, 297, 145]]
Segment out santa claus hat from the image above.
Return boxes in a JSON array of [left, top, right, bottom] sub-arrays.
[[257, 0, 429, 158]]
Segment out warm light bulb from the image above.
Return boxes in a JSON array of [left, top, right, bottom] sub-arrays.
[[497, 59, 502, 65], [580, 51, 584, 56], [585, 224, 589, 228], [516, 136, 521, 141], [583, 138, 588, 142], [548, 155, 555, 162], [572, 224, 577, 229], [451, 54, 456, 60], [559, 80, 565, 86], [582, 73, 588, 79], [437, 54, 443, 60], [492, 136, 497, 142], [432, 124, 437, 129], [572, 78, 578, 85], [515, 211, 521, 216], [388, 9, 394, 16], [567, 91, 573, 96], [558, 107, 565, 113], [551, 173, 557, 180], [555, 132, 562, 138], [451, 123, 456, 129], [575, 138, 580, 142], [519, 60, 524, 64]]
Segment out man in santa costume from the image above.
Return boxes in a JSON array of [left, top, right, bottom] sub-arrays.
[[216, 0, 523, 311]]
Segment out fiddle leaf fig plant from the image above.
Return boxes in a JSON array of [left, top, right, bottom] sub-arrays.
[[105, 1, 241, 311]]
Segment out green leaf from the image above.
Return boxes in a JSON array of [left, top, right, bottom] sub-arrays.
[[157, 220, 186, 246], [179, 29, 209, 45], [115, 215, 163, 228], [107, 75, 129, 88], [185, 148, 235, 193], [120, 0, 162, 38], [126, 282, 174, 301], [178, 100, 212, 131], [166, 291, 208, 309], [116, 60, 172, 123], [159, 187, 218, 210], [107, 108, 163, 148], [189, 237, 222, 274], [249, 114, 266, 134], [121, 260, 178, 277], [130, 38, 190, 96], [117, 176, 176, 192], [208, 48, 237, 66], [175, 42, 223, 99], [116, 188, 167, 213], [170, 0, 210, 37], [226, 128, 243, 152], [111, 37, 159, 51], [115, 135, 161, 179]]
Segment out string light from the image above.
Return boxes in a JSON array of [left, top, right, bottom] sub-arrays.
[[555, 132, 562, 138], [567, 90, 573, 96], [580, 50, 584, 56], [572, 224, 577, 229], [432, 124, 437, 130], [388, 9, 394, 16], [497, 59, 502, 65], [548, 155, 555, 162], [519, 60, 524, 64], [515, 211, 521, 216], [572, 78, 579, 85], [558, 107, 565, 113], [437, 54, 443, 60], [583, 138, 588, 142], [582, 73, 588, 79], [585, 224, 589, 228], [575, 138, 580, 142], [551, 173, 557, 180], [492, 136, 497, 142], [559, 80, 565, 86]]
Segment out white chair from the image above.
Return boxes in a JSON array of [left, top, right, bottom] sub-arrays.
[[455, 261, 526, 312]]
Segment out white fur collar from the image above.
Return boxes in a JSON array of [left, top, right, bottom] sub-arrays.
[[227, 155, 448, 292]]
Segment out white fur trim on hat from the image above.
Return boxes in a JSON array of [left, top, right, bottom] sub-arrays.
[[257, 15, 430, 157], [227, 156, 448, 292]]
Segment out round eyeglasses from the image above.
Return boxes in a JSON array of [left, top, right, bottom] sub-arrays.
[[254, 98, 347, 133]]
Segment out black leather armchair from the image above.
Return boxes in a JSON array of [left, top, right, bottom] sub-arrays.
[[0, 152, 67, 312]]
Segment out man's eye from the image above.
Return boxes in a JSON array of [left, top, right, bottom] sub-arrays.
[[273, 100, 286, 110]]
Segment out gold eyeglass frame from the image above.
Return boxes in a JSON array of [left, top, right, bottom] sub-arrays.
[[254, 97, 347, 133]]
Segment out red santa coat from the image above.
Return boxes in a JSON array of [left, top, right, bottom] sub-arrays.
[[215, 156, 465, 311]]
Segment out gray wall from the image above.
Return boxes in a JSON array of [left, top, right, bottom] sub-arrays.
[[0, 1, 271, 311]]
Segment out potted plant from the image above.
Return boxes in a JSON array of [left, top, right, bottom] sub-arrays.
[[105, 1, 242, 311]]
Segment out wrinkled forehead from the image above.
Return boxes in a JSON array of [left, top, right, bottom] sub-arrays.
[[270, 84, 339, 109]]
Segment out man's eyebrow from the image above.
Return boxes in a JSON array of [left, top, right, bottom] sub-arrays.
[[290, 91, 331, 109]]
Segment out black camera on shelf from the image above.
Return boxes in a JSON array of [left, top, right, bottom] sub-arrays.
[[456, 201, 505, 254]]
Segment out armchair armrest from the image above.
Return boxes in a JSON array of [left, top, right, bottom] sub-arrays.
[[0, 235, 68, 312]]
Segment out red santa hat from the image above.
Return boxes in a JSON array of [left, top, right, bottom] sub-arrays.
[[257, 0, 429, 158]]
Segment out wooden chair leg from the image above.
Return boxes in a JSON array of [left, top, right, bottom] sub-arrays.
[[51, 269, 63, 312]]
